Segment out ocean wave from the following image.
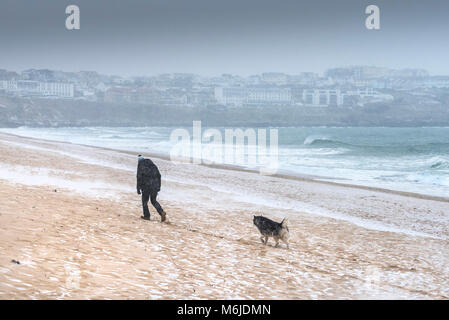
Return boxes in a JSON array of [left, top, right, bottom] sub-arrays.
[[406, 173, 449, 187], [304, 135, 336, 145], [99, 134, 125, 139], [415, 156, 449, 170], [430, 160, 449, 170], [303, 135, 449, 157], [279, 147, 349, 157], [303, 136, 354, 150], [139, 130, 162, 137]]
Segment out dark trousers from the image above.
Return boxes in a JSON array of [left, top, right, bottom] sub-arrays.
[[141, 191, 164, 218]]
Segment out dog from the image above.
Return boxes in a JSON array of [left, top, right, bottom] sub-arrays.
[[253, 215, 289, 249]]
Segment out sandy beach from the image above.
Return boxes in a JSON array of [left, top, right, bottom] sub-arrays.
[[0, 132, 448, 299]]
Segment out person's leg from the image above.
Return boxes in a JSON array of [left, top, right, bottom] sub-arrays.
[[141, 192, 151, 219], [150, 192, 166, 222]]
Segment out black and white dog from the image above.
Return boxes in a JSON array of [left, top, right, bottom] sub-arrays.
[[253, 215, 289, 249]]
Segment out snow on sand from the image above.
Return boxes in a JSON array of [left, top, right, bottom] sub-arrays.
[[0, 132, 448, 299]]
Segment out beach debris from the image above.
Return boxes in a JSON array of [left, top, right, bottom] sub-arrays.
[[11, 259, 20, 265], [54, 189, 58, 192]]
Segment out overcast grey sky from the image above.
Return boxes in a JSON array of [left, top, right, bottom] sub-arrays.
[[1, 0, 448, 76]]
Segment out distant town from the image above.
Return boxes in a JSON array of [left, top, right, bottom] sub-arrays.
[[1, 66, 449, 109], [1, 66, 449, 128]]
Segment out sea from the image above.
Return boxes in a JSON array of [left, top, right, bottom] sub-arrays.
[[1, 126, 448, 198]]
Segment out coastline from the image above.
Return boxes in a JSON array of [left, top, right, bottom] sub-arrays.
[[2, 131, 448, 204], [1, 132, 448, 299]]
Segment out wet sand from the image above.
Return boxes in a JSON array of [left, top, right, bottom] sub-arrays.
[[0, 132, 448, 299]]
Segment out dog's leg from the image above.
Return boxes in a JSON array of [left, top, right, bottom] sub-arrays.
[[264, 236, 268, 245], [260, 236, 265, 244], [274, 237, 280, 248]]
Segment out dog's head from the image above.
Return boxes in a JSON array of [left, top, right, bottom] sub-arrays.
[[253, 215, 263, 228]]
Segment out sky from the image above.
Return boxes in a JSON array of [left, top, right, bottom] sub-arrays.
[[1, 0, 448, 77]]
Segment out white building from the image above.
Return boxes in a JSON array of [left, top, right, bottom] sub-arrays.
[[0, 80, 74, 98], [0, 80, 19, 91], [215, 87, 292, 106], [302, 88, 393, 106], [38, 82, 74, 97], [302, 89, 344, 106]]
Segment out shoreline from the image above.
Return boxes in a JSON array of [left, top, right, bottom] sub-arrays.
[[1, 131, 449, 240], [1, 131, 448, 204]]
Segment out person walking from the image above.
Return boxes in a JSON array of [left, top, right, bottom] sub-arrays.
[[136, 155, 167, 222]]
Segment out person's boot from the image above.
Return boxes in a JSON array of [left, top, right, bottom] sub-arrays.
[[141, 215, 150, 221], [160, 211, 167, 222]]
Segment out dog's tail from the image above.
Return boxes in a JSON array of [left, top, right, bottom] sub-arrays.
[[281, 218, 289, 229]]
